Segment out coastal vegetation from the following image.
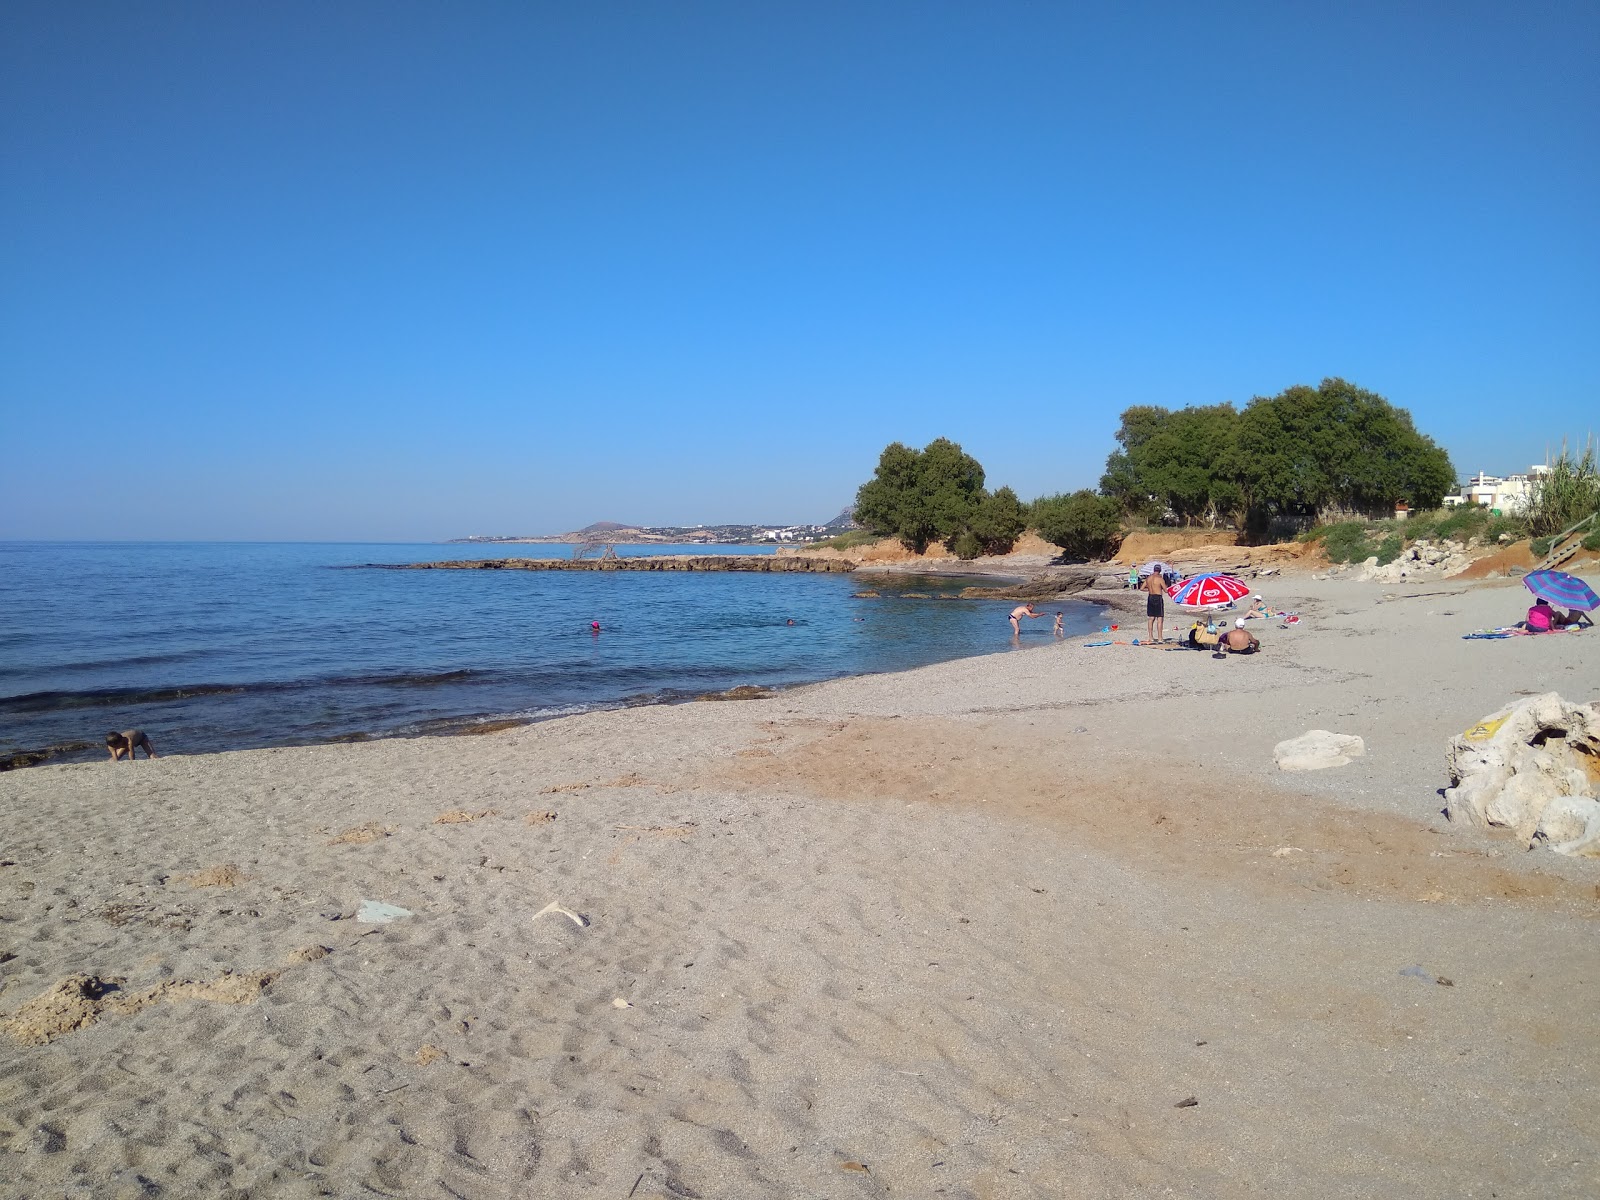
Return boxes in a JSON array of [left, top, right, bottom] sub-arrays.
[[805, 528, 881, 552], [1027, 490, 1123, 561], [1099, 378, 1455, 537], [853, 385, 1595, 567], [853, 438, 1026, 558], [1523, 442, 1600, 538]]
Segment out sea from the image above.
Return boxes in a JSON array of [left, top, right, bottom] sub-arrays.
[[0, 541, 1108, 765]]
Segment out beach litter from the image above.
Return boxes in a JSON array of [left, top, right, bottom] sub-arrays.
[[1443, 693, 1600, 856], [355, 900, 414, 923], [1273, 731, 1366, 772], [532, 900, 589, 928], [1400, 965, 1455, 987]]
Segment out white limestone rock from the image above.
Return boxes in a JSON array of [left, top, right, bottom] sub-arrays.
[[1534, 796, 1600, 857], [1274, 730, 1367, 772], [1443, 693, 1600, 856]]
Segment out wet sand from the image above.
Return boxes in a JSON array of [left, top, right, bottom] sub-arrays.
[[1, 575, 1596, 1198]]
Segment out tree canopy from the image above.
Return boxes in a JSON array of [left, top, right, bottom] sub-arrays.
[[1102, 379, 1454, 533], [1030, 491, 1123, 560], [853, 439, 1025, 557]]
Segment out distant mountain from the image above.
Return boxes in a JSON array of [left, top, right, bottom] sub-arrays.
[[821, 507, 859, 531]]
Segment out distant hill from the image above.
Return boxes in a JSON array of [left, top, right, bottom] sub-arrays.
[[821, 508, 859, 531], [578, 521, 632, 534]]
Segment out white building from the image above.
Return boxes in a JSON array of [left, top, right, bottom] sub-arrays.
[[1442, 465, 1549, 513]]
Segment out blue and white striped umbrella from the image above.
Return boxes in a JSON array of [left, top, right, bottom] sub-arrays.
[[1524, 569, 1599, 612]]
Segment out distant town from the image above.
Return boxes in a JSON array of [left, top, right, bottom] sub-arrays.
[[452, 509, 859, 545]]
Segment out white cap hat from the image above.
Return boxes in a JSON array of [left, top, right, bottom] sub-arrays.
[[1235, 618, 1246, 628]]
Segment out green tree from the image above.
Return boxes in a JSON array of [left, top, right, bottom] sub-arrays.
[[853, 438, 987, 553], [970, 485, 1027, 555], [1031, 490, 1123, 561], [1230, 378, 1454, 530], [1100, 403, 1239, 525]]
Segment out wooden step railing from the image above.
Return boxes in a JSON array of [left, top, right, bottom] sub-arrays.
[[1532, 512, 1598, 573]]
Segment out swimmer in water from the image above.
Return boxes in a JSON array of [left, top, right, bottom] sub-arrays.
[[1052, 612, 1064, 637], [1010, 603, 1042, 636]]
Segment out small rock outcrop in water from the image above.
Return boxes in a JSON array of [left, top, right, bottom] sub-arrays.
[[1445, 693, 1600, 857], [1273, 731, 1366, 771], [0, 741, 94, 771]]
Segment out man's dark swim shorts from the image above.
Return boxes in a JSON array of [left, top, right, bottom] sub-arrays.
[[1147, 592, 1163, 618]]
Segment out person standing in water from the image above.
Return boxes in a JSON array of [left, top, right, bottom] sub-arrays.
[[1144, 569, 1167, 643], [1010, 602, 1043, 636]]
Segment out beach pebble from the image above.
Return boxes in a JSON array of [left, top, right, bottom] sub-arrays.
[[1274, 731, 1365, 772]]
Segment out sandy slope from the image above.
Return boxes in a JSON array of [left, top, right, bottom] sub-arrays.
[[1, 575, 1596, 1199]]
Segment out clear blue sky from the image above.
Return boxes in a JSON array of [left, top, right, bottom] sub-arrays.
[[3, 2, 1595, 539]]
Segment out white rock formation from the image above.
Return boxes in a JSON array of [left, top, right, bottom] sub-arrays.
[[1443, 693, 1600, 856], [1274, 730, 1366, 771]]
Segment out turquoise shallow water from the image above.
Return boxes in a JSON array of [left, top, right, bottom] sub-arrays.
[[0, 542, 1105, 762]]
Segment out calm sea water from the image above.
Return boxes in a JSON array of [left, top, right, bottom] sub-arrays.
[[0, 542, 1106, 763]]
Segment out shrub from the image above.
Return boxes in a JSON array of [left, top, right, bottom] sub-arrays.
[[808, 529, 879, 552], [1320, 522, 1374, 564], [1376, 534, 1404, 565], [1030, 491, 1124, 561], [950, 530, 983, 560], [1531, 537, 1553, 558], [1583, 531, 1600, 552]]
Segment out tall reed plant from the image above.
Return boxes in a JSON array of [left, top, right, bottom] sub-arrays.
[[1526, 440, 1600, 537]]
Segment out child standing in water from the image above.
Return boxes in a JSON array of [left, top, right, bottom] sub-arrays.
[[1052, 612, 1064, 637]]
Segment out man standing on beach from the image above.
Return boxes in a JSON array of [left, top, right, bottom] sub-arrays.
[[1144, 570, 1167, 643]]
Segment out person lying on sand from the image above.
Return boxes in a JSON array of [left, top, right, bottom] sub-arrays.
[[106, 730, 158, 760], [1010, 603, 1043, 636], [1218, 620, 1260, 654]]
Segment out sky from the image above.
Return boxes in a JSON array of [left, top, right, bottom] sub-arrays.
[[2, 2, 1596, 540]]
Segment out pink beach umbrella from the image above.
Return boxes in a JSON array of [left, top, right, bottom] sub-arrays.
[[1167, 573, 1252, 609]]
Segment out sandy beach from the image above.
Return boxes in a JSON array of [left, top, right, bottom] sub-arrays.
[[2, 572, 1597, 1199]]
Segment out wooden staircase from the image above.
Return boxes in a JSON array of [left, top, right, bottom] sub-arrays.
[[1532, 512, 1598, 573]]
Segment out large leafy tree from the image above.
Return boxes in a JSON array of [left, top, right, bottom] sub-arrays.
[[1101, 403, 1239, 525], [854, 438, 988, 554], [1230, 378, 1454, 526], [1103, 380, 1453, 535]]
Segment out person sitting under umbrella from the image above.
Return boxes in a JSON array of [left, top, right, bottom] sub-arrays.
[[1217, 618, 1260, 654], [1527, 597, 1592, 632]]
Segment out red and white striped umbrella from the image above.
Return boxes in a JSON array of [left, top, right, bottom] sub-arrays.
[[1167, 573, 1252, 608]]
